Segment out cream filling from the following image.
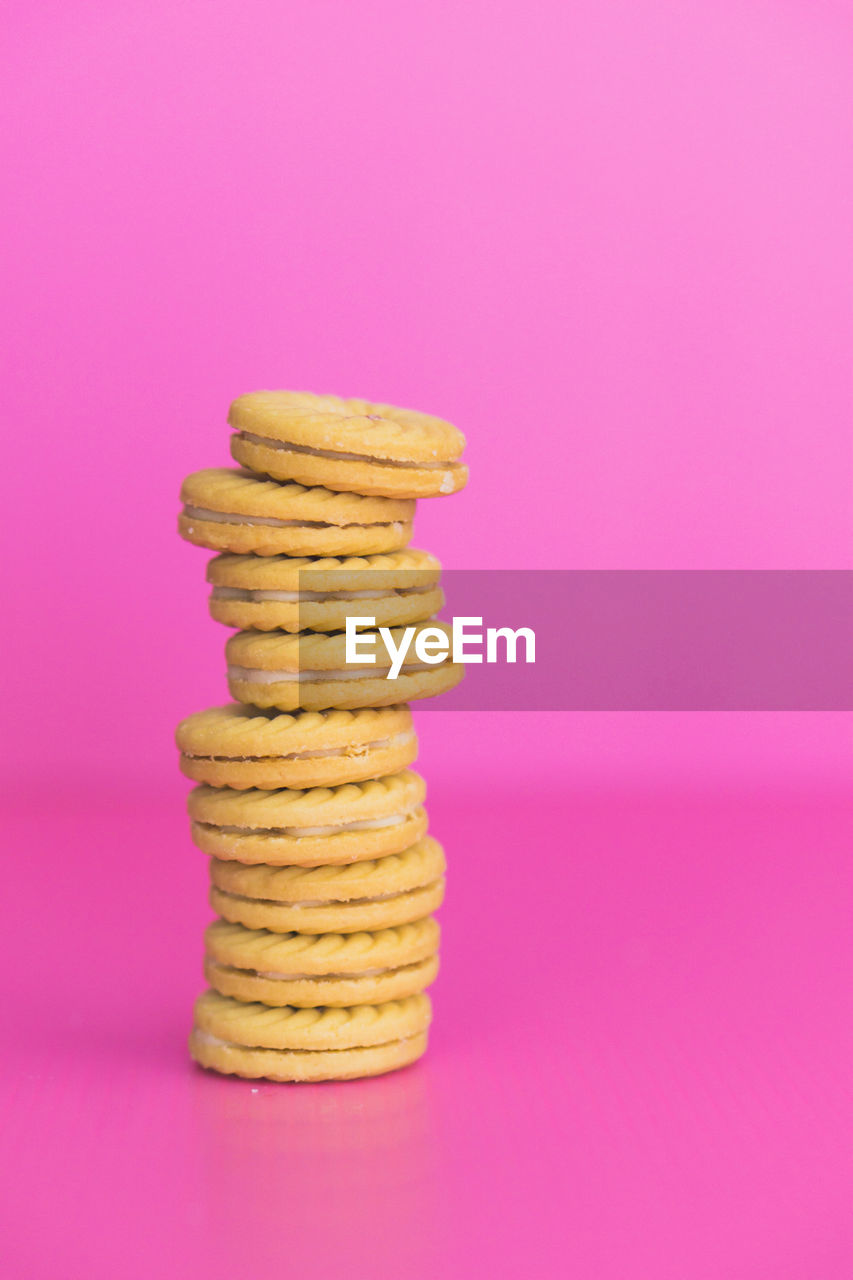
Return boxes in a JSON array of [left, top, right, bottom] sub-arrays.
[[227, 663, 435, 683], [215, 880, 440, 910], [238, 431, 458, 471], [211, 585, 433, 603], [194, 1031, 235, 1048], [184, 505, 324, 529], [201, 811, 416, 838], [193, 1030, 417, 1053], [184, 729, 413, 763], [251, 966, 393, 981], [183, 505, 402, 531]]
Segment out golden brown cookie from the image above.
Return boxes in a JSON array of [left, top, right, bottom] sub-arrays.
[[210, 836, 445, 933], [176, 704, 417, 790], [188, 770, 428, 865], [228, 391, 467, 499], [205, 548, 442, 633], [204, 916, 440, 1006], [178, 468, 413, 556], [190, 990, 431, 1081], [226, 624, 463, 711]]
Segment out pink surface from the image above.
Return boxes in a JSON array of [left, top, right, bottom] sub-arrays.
[[2, 1, 852, 1275], [5, 782, 852, 1277]]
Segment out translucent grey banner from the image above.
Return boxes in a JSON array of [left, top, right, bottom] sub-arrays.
[[291, 570, 853, 710]]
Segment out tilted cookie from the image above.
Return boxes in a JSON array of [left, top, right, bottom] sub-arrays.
[[226, 624, 463, 712], [190, 990, 431, 1081], [178, 468, 414, 557], [188, 770, 427, 865], [210, 836, 446, 933], [228, 391, 468, 499], [205, 548, 443, 633], [204, 916, 440, 1007], [176, 704, 417, 790]]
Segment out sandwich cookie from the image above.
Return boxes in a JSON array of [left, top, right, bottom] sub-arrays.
[[226, 624, 463, 712], [176, 704, 417, 790], [210, 835, 446, 933], [188, 770, 427, 865], [190, 990, 431, 1082], [179, 468, 413, 557], [205, 548, 442, 633], [203, 916, 440, 1007], [228, 391, 467, 499]]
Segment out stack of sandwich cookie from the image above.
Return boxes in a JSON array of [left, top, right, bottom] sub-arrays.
[[177, 389, 467, 1081]]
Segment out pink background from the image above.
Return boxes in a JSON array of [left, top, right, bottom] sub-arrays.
[[3, 2, 851, 1276]]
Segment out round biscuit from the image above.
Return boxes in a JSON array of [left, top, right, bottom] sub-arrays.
[[176, 704, 417, 790]]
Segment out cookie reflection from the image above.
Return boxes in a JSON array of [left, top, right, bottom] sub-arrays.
[[189, 1059, 439, 1272]]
